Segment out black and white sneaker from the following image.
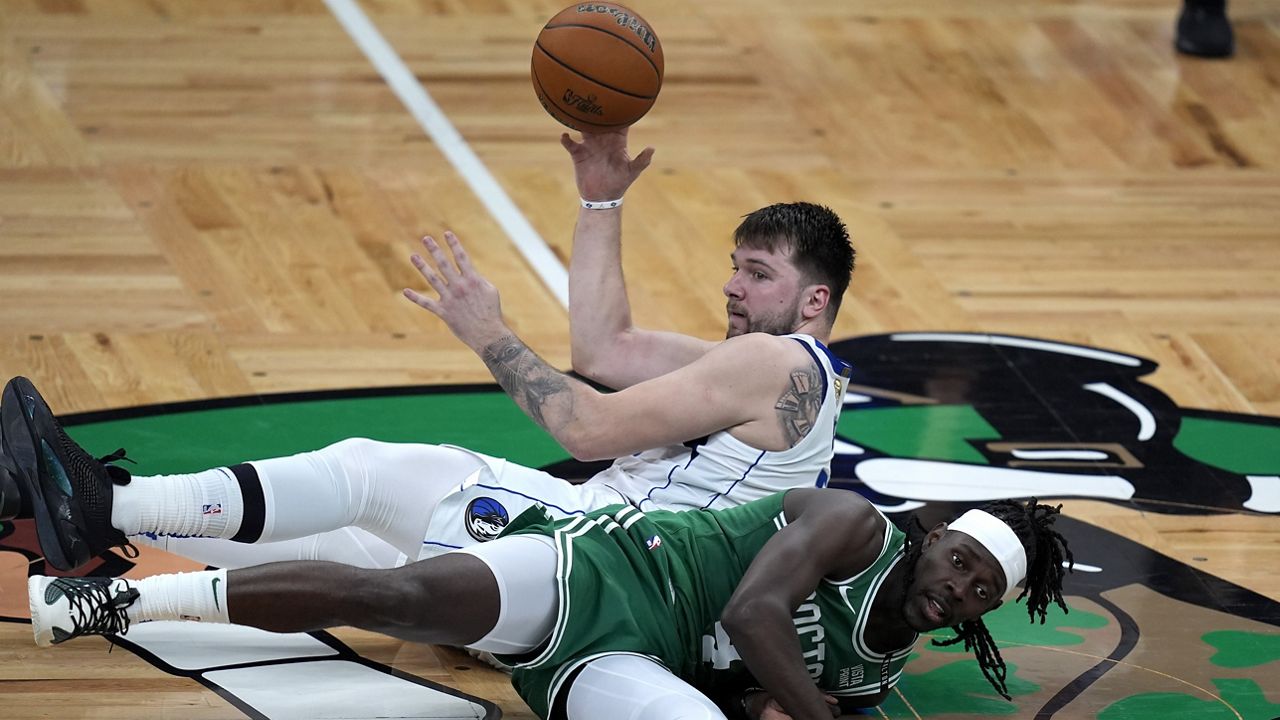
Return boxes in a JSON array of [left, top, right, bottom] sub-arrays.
[[29, 575, 140, 647], [1, 376, 136, 571]]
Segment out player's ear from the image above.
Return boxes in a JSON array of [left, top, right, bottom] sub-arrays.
[[924, 522, 948, 547], [801, 284, 830, 320]]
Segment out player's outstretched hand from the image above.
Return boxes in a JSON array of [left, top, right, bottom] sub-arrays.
[[403, 231, 505, 349], [560, 127, 654, 203]]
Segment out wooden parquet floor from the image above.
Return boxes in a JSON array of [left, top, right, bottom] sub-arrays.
[[1, 1, 1276, 718]]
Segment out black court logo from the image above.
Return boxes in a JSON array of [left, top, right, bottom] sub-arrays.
[[465, 496, 511, 542]]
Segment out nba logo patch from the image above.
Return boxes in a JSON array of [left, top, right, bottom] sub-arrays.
[[465, 497, 510, 542], [202, 503, 222, 515], [646, 535, 662, 551]]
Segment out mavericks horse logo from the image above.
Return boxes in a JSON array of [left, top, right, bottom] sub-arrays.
[[465, 497, 510, 542]]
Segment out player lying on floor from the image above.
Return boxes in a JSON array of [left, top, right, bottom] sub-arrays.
[[28, 488, 1072, 720]]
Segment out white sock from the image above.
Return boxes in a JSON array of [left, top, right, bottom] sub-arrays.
[[131, 569, 230, 624], [112, 468, 244, 539]]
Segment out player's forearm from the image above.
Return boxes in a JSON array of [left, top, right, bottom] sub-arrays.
[[475, 332, 613, 460], [568, 207, 633, 378], [722, 603, 836, 720]]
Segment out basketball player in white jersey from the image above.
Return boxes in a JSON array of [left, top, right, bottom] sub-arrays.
[[1, 130, 857, 574]]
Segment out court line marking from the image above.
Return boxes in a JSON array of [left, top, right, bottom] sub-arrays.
[[323, 0, 570, 308], [931, 636, 1247, 720]]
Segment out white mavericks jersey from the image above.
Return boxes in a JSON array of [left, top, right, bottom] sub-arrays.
[[419, 334, 852, 558], [583, 334, 852, 511]]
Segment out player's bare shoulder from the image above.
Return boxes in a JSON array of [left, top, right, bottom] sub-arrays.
[[783, 488, 888, 575], [713, 333, 824, 450], [774, 348, 824, 448]]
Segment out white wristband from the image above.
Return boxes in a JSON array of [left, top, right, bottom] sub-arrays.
[[581, 197, 623, 210]]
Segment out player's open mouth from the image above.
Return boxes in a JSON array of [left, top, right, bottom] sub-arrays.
[[924, 593, 948, 625]]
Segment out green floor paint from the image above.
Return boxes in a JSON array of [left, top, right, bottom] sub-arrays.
[[835, 405, 1000, 464], [879, 658, 1038, 716], [1098, 678, 1280, 720], [1203, 630, 1280, 669], [1174, 417, 1280, 475], [64, 391, 572, 476], [925, 600, 1106, 653]]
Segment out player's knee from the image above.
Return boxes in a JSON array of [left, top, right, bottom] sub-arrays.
[[320, 436, 383, 462], [321, 437, 467, 478]]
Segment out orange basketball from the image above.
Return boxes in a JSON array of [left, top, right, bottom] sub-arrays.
[[531, 3, 664, 132]]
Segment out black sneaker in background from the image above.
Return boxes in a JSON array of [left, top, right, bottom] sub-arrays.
[[1, 376, 135, 571], [1176, 0, 1235, 58]]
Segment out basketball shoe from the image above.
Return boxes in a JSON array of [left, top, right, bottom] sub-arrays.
[[29, 575, 139, 647], [0, 426, 21, 520], [1, 376, 136, 571], [1176, 0, 1234, 58]]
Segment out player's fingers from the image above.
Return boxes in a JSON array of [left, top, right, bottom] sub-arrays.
[[421, 235, 459, 279], [632, 146, 655, 174], [410, 252, 447, 294], [444, 231, 475, 275], [402, 287, 440, 314], [559, 132, 580, 153]]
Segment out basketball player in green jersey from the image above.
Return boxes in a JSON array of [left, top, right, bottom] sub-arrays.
[[29, 488, 1072, 720]]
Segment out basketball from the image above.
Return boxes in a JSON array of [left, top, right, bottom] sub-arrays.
[[531, 3, 664, 132]]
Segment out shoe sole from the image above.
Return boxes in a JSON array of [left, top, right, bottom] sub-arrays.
[[0, 453, 20, 520], [28, 575, 55, 648], [1175, 43, 1234, 58], [0, 414, 16, 519], [2, 378, 76, 571]]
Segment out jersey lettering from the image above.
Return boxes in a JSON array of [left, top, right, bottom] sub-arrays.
[[701, 621, 743, 670], [793, 595, 826, 678]]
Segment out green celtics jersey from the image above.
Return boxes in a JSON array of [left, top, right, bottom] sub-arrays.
[[698, 506, 915, 698], [495, 491, 915, 719]]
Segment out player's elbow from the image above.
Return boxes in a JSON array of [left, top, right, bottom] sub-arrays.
[[570, 327, 639, 388], [721, 596, 777, 640], [569, 345, 606, 385], [556, 423, 614, 462], [559, 436, 604, 462], [570, 343, 622, 387]]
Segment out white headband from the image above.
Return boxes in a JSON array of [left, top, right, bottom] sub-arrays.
[[948, 509, 1028, 600]]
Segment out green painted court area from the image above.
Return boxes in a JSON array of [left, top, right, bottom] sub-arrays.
[[65, 390, 571, 477]]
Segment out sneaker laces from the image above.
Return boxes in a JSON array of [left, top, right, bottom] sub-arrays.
[[55, 578, 140, 640], [97, 448, 135, 486], [94, 448, 139, 559]]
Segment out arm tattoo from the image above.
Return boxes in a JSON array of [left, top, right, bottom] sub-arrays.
[[481, 335, 573, 433], [774, 361, 823, 447]]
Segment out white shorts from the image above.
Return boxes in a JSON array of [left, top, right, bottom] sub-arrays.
[[417, 446, 628, 560]]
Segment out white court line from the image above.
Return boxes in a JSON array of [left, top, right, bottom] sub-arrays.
[[324, 0, 570, 308], [890, 333, 1143, 367]]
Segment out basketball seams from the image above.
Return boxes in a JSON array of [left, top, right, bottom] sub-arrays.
[[530, 65, 640, 130], [541, 22, 662, 81], [533, 42, 656, 100]]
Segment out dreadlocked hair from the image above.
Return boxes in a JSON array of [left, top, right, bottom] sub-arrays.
[[902, 498, 1074, 701]]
